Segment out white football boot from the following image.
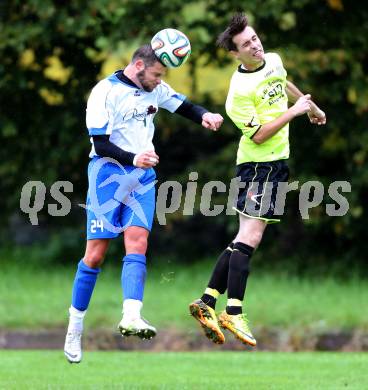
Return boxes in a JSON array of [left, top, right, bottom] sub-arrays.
[[64, 330, 82, 363], [118, 316, 157, 340]]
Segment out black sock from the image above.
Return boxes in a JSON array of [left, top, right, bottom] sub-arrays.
[[227, 242, 254, 313], [200, 243, 234, 309], [201, 294, 217, 309], [226, 306, 242, 315], [207, 243, 234, 294]]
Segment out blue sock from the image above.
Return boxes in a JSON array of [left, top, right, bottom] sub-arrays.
[[71, 259, 101, 311], [121, 254, 146, 301]]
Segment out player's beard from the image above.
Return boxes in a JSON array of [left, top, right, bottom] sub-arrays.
[[137, 69, 155, 92]]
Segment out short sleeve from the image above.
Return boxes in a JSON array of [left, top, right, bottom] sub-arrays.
[[157, 82, 186, 113], [86, 80, 112, 136], [226, 92, 261, 138], [272, 52, 287, 78]]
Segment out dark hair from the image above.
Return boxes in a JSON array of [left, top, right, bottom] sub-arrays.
[[216, 13, 249, 51], [131, 44, 160, 67]]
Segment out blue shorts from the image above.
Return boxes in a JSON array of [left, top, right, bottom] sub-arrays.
[[86, 157, 156, 239]]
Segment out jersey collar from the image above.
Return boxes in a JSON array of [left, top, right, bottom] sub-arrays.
[[238, 61, 266, 73], [114, 69, 140, 88]]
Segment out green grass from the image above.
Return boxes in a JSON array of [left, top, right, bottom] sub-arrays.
[[1, 259, 368, 332], [1, 351, 367, 389]]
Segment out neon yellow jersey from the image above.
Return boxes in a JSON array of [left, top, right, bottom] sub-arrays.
[[225, 53, 289, 164]]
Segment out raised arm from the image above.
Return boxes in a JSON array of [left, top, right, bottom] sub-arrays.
[[252, 95, 312, 144], [286, 80, 326, 125]]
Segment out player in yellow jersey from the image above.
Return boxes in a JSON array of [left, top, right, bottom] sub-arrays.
[[190, 13, 326, 346]]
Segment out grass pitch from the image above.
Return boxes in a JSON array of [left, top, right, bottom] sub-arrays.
[[1, 351, 367, 389], [2, 259, 368, 333]]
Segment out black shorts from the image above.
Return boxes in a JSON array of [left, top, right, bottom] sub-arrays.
[[234, 160, 290, 223]]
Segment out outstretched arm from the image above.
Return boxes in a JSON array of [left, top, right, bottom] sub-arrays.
[[286, 80, 326, 125], [175, 99, 223, 131], [201, 112, 223, 131]]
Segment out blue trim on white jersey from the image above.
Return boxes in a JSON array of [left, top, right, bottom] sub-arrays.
[[88, 122, 108, 136], [172, 93, 186, 102]]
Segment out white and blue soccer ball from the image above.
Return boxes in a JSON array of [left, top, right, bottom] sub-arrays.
[[151, 28, 191, 68]]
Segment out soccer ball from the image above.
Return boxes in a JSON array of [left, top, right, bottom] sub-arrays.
[[151, 28, 191, 68]]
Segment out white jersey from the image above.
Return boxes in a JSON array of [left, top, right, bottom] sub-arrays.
[[86, 71, 185, 157]]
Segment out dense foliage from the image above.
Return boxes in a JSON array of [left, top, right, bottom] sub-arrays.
[[1, 0, 367, 271]]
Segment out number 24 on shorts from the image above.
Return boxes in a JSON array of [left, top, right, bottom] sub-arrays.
[[91, 219, 104, 233]]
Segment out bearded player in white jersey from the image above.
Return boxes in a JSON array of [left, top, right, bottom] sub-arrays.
[[64, 44, 223, 363]]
